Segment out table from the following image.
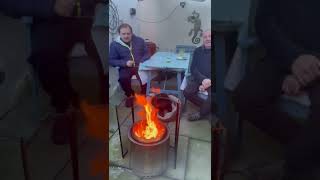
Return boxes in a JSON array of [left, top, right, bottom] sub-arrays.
[[139, 52, 191, 100]]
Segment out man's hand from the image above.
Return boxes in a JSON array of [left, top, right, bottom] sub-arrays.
[[199, 85, 205, 92], [202, 79, 211, 89], [126, 60, 135, 67], [54, 0, 75, 17], [282, 75, 301, 96], [291, 54, 320, 86]]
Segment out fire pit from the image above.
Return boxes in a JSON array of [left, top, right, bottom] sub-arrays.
[[114, 92, 181, 176], [128, 124, 169, 177], [128, 94, 170, 177]]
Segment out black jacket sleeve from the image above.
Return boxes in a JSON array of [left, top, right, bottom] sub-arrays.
[[191, 48, 209, 83]]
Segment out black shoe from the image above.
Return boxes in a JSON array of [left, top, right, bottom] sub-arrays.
[[51, 113, 71, 145], [125, 96, 134, 107]]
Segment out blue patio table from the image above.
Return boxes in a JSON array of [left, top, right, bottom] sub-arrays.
[[139, 52, 191, 100]]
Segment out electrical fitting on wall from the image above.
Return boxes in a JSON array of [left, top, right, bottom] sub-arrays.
[[130, 8, 136, 16], [180, 2, 186, 8]]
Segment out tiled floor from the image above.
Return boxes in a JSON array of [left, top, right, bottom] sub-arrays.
[[0, 56, 289, 180], [223, 121, 284, 180], [109, 90, 212, 180], [0, 56, 107, 180]]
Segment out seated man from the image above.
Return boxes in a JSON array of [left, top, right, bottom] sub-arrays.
[[234, 0, 320, 179], [183, 30, 212, 121], [109, 23, 150, 107]]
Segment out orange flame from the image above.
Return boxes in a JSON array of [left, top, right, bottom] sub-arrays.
[[133, 94, 165, 141]]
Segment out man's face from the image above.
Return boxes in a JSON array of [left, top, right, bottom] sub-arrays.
[[202, 31, 211, 49], [119, 27, 132, 43]]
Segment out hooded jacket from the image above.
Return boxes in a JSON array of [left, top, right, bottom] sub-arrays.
[[109, 35, 150, 69]]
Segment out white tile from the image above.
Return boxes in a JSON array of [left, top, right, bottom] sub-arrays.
[[185, 139, 211, 180], [109, 166, 140, 180]]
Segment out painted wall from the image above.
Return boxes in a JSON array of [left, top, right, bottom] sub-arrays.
[[137, 0, 211, 50], [212, 0, 251, 22], [109, 0, 211, 50], [108, 0, 140, 43]]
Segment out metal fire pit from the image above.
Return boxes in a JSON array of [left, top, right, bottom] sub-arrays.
[[128, 124, 170, 177]]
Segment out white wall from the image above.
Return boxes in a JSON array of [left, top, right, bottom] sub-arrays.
[[137, 0, 211, 50], [109, 0, 211, 50], [109, 0, 140, 44]]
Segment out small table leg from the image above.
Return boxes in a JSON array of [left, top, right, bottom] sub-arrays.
[[177, 72, 182, 100]]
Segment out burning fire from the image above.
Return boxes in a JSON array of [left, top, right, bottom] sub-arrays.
[[132, 94, 166, 142]]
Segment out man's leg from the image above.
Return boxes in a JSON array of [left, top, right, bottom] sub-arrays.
[[183, 79, 207, 121], [183, 79, 203, 106], [233, 60, 300, 143], [118, 68, 134, 97], [30, 20, 77, 111], [118, 68, 135, 107], [29, 20, 76, 144], [68, 18, 107, 104], [283, 80, 320, 179]]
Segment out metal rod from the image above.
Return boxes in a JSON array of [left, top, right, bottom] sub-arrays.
[[131, 105, 135, 123], [212, 121, 224, 180], [116, 105, 126, 158], [174, 101, 181, 169], [69, 112, 80, 180], [20, 138, 30, 180]]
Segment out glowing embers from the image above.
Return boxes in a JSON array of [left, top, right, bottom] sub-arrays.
[[131, 94, 166, 143]]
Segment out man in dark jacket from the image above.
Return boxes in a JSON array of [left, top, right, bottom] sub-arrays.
[[0, 0, 103, 145], [234, 0, 320, 179], [109, 23, 150, 107], [183, 30, 212, 121]]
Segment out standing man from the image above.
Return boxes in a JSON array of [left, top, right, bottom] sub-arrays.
[[183, 30, 212, 121], [109, 23, 150, 107]]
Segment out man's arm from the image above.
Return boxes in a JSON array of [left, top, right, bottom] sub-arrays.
[[191, 49, 209, 83], [109, 43, 128, 68], [0, 0, 56, 17], [255, 0, 312, 71]]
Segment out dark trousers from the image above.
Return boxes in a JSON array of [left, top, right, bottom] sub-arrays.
[[233, 60, 320, 179], [118, 67, 146, 97], [28, 18, 100, 113], [183, 77, 212, 117]]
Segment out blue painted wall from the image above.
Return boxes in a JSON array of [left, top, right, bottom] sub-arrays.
[[212, 0, 251, 22]]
